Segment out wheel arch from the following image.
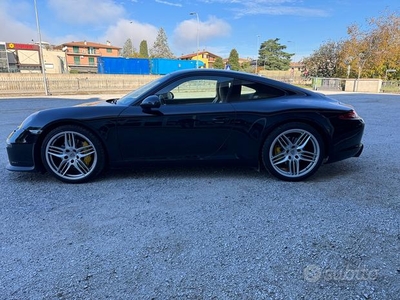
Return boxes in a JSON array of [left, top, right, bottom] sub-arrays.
[[257, 117, 332, 165], [33, 120, 110, 172]]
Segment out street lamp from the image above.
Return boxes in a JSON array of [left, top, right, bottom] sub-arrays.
[[33, 0, 49, 95], [190, 12, 199, 68]]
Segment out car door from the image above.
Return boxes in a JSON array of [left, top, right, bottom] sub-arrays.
[[117, 76, 236, 161]]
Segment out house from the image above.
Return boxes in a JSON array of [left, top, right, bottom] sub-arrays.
[[179, 50, 221, 69], [56, 41, 121, 73], [290, 61, 305, 71]]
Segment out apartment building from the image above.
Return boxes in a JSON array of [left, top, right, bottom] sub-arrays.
[[56, 41, 121, 73]]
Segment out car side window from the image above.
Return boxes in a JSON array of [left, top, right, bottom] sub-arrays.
[[228, 81, 286, 102], [157, 76, 233, 105]]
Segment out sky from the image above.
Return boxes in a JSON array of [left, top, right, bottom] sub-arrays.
[[0, 0, 399, 61]]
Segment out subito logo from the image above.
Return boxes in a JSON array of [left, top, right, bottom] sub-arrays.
[[303, 264, 322, 282]]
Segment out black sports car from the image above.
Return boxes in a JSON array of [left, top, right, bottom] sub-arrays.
[[6, 69, 364, 183]]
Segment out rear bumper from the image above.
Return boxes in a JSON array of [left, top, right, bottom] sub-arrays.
[[326, 119, 365, 163], [354, 143, 364, 157]]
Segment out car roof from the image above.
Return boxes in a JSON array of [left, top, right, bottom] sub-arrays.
[[165, 69, 314, 95]]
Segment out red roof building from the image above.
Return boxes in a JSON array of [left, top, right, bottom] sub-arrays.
[[56, 41, 121, 73]]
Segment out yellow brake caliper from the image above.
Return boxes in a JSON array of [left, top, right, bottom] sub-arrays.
[[82, 141, 92, 166]]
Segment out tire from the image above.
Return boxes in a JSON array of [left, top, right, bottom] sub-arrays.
[[262, 122, 324, 181], [41, 125, 105, 183]]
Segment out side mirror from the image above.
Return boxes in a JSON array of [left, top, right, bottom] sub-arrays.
[[140, 95, 161, 110]]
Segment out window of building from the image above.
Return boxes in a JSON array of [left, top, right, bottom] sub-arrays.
[[89, 57, 95, 65], [74, 56, 80, 65], [106, 48, 112, 53], [73, 46, 79, 53], [88, 47, 96, 54]]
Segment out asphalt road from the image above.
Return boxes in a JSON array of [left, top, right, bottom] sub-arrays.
[[0, 93, 399, 299]]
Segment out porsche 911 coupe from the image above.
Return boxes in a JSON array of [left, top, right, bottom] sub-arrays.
[[6, 69, 364, 183]]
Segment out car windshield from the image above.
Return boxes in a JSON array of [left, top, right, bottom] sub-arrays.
[[117, 77, 164, 105]]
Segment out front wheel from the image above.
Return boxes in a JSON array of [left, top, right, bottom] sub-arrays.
[[41, 125, 105, 183], [262, 123, 325, 181]]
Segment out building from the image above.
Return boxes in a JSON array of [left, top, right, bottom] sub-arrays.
[[56, 41, 121, 73], [223, 57, 252, 69], [1, 42, 42, 73], [0, 42, 67, 73], [179, 50, 221, 69], [0, 42, 10, 72]]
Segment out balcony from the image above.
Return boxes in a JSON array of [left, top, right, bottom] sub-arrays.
[[68, 49, 101, 56]]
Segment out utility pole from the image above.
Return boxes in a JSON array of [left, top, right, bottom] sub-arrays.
[[34, 0, 49, 95]]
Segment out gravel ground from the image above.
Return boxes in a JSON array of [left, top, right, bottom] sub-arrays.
[[0, 93, 399, 299]]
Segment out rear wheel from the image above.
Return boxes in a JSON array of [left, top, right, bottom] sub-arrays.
[[41, 125, 105, 183], [262, 123, 324, 181]]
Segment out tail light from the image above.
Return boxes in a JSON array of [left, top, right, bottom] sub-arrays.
[[338, 110, 360, 120]]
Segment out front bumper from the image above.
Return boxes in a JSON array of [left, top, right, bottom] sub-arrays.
[[6, 142, 37, 172], [6, 127, 41, 172]]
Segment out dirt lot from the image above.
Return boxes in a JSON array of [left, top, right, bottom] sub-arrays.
[[0, 92, 399, 299]]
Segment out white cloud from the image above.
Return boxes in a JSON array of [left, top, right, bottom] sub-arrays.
[[198, 0, 329, 18], [0, 1, 40, 43], [173, 16, 231, 53], [232, 4, 329, 18], [100, 19, 159, 50], [155, 0, 183, 7], [48, 0, 126, 25]]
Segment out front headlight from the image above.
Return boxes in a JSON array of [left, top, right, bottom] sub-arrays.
[[7, 111, 42, 144], [7, 128, 19, 140]]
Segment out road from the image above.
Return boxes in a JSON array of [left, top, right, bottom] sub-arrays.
[[0, 93, 399, 299]]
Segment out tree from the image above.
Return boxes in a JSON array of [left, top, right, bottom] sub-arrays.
[[302, 40, 343, 78], [149, 28, 174, 58], [240, 60, 253, 73], [339, 11, 400, 79], [227, 49, 240, 71], [121, 38, 136, 58], [139, 40, 149, 58], [213, 57, 224, 69], [258, 38, 293, 70]]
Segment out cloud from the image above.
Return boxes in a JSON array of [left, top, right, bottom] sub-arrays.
[[48, 0, 126, 25], [0, 1, 37, 43], [199, 0, 329, 18], [100, 19, 159, 50], [232, 4, 329, 18], [155, 0, 183, 7], [173, 16, 231, 53]]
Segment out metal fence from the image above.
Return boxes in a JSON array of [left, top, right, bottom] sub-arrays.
[[311, 78, 345, 91], [381, 81, 400, 94]]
